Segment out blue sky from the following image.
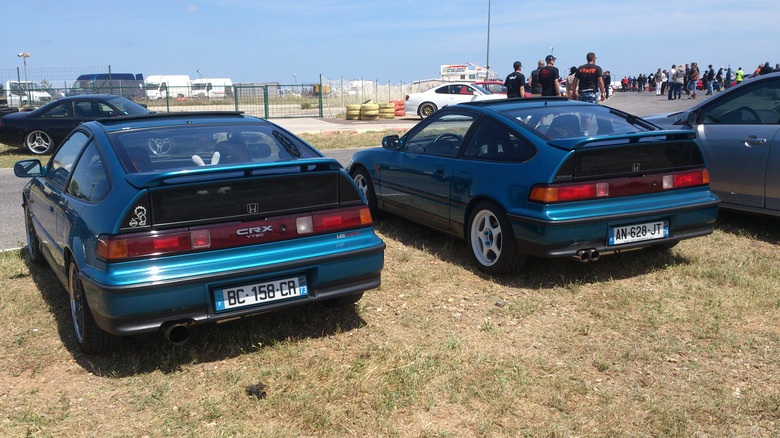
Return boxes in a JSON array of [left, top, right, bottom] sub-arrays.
[[4, 0, 780, 84]]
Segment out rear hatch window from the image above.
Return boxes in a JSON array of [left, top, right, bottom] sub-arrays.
[[108, 123, 321, 174], [500, 105, 655, 141]]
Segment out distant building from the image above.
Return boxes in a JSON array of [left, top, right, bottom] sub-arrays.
[[440, 63, 493, 81]]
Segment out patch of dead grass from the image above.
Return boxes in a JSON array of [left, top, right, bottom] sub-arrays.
[[0, 213, 778, 436]]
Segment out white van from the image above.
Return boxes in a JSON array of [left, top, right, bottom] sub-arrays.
[[145, 75, 191, 100], [191, 78, 233, 99], [4, 81, 52, 106]]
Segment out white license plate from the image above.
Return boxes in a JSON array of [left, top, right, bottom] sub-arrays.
[[214, 276, 308, 312], [609, 221, 668, 246]]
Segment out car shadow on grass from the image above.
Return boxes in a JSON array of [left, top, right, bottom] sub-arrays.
[[374, 214, 693, 290], [24, 253, 367, 375], [715, 210, 780, 245]]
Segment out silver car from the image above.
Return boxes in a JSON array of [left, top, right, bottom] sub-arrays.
[[645, 72, 780, 216]]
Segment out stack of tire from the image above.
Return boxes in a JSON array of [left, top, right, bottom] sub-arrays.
[[360, 101, 380, 121], [378, 102, 395, 119], [393, 100, 405, 117], [346, 104, 361, 120]]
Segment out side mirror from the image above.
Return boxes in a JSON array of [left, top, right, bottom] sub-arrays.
[[382, 135, 401, 150], [14, 159, 43, 178]]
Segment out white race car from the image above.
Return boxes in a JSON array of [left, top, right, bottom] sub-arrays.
[[405, 83, 503, 118]]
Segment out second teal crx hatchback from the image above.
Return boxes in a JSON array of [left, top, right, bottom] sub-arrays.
[[348, 97, 719, 275]]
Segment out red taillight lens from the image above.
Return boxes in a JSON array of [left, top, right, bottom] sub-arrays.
[[405, 95, 410, 101], [98, 230, 191, 261], [312, 206, 372, 232], [529, 169, 709, 204], [673, 170, 706, 187], [97, 206, 374, 262]]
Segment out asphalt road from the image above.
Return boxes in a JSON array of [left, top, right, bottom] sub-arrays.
[[0, 90, 710, 251]]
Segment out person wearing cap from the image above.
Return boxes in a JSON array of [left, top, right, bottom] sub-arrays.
[[539, 55, 562, 97], [569, 52, 605, 103]]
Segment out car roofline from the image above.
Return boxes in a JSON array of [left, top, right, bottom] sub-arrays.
[[96, 111, 247, 125]]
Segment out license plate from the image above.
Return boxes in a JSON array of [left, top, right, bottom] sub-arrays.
[[214, 276, 308, 312], [609, 221, 668, 246]]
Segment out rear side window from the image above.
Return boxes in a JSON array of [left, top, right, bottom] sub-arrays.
[[47, 131, 90, 187], [463, 118, 536, 162], [40, 101, 73, 118], [110, 123, 322, 174], [68, 141, 110, 201]]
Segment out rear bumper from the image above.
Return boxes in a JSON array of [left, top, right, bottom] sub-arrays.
[[507, 196, 719, 258], [79, 232, 385, 336]]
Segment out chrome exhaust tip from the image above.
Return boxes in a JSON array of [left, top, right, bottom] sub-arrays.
[[575, 249, 591, 263], [162, 322, 191, 345], [589, 249, 600, 262]]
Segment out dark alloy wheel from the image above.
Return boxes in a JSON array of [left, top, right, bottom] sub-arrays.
[[419, 102, 437, 118], [67, 261, 120, 354], [24, 206, 46, 267]]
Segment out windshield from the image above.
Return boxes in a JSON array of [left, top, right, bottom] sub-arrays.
[[109, 123, 322, 174], [145, 83, 160, 90], [192, 83, 208, 90], [499, 105, 655, 140]]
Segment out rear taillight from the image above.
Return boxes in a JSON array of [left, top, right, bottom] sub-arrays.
[[529, 169, 709, 204], [97, 205, 373, 262], [405, 95, 409, 101]]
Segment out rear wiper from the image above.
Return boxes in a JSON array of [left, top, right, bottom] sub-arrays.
[[273, 130, 301, 158]]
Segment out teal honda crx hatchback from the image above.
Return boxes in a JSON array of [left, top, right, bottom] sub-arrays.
[[15, 112, 385, 353], [347, 97, 719, 275]]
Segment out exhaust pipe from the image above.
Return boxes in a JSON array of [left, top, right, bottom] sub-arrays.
[[573, 249, 600, 263], [575, 249, 591, 263], [162, 322, 191, 345]]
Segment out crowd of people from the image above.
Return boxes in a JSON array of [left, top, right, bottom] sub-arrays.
[[618, 61, 780, 100], [503, 55, 779, 104]]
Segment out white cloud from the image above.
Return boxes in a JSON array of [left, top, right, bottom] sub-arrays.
[[186, 4, 198, 13]]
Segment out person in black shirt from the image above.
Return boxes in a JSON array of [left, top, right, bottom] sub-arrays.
[[539, 55, 562, 96], [530, 60, 544, 95], [569, 52, 605, 103], [504, 61, 526, 98]]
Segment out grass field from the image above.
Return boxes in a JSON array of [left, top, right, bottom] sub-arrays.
[[1, 209, 778, 437]]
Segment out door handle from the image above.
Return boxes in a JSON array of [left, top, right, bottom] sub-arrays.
[[744, 136, 767, 147]]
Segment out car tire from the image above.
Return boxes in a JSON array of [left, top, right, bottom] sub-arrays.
[[24, 205, 46, 267], [68, 260, 120, 354], [419, 102, 437, 118], [467, 201, 525, 275], [323, 292, 364, 307], [351, 166, 380, 218], [25, 130, 54, 155]]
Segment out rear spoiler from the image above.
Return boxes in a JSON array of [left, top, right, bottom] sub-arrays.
[[125, 157, 344, 189], [547, 130, 696, 150]]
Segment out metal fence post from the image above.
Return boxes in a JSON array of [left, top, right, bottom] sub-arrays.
[[319, 74, 323, 118], [234, 85, 239, 111], [263, 85, 269, 119]]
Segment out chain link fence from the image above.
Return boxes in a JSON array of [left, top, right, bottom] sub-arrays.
[[1, 65, 458, 119]]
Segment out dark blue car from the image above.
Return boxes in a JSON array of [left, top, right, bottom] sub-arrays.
[[347, 97, 719, 275], [15, 112, 385, 353]]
